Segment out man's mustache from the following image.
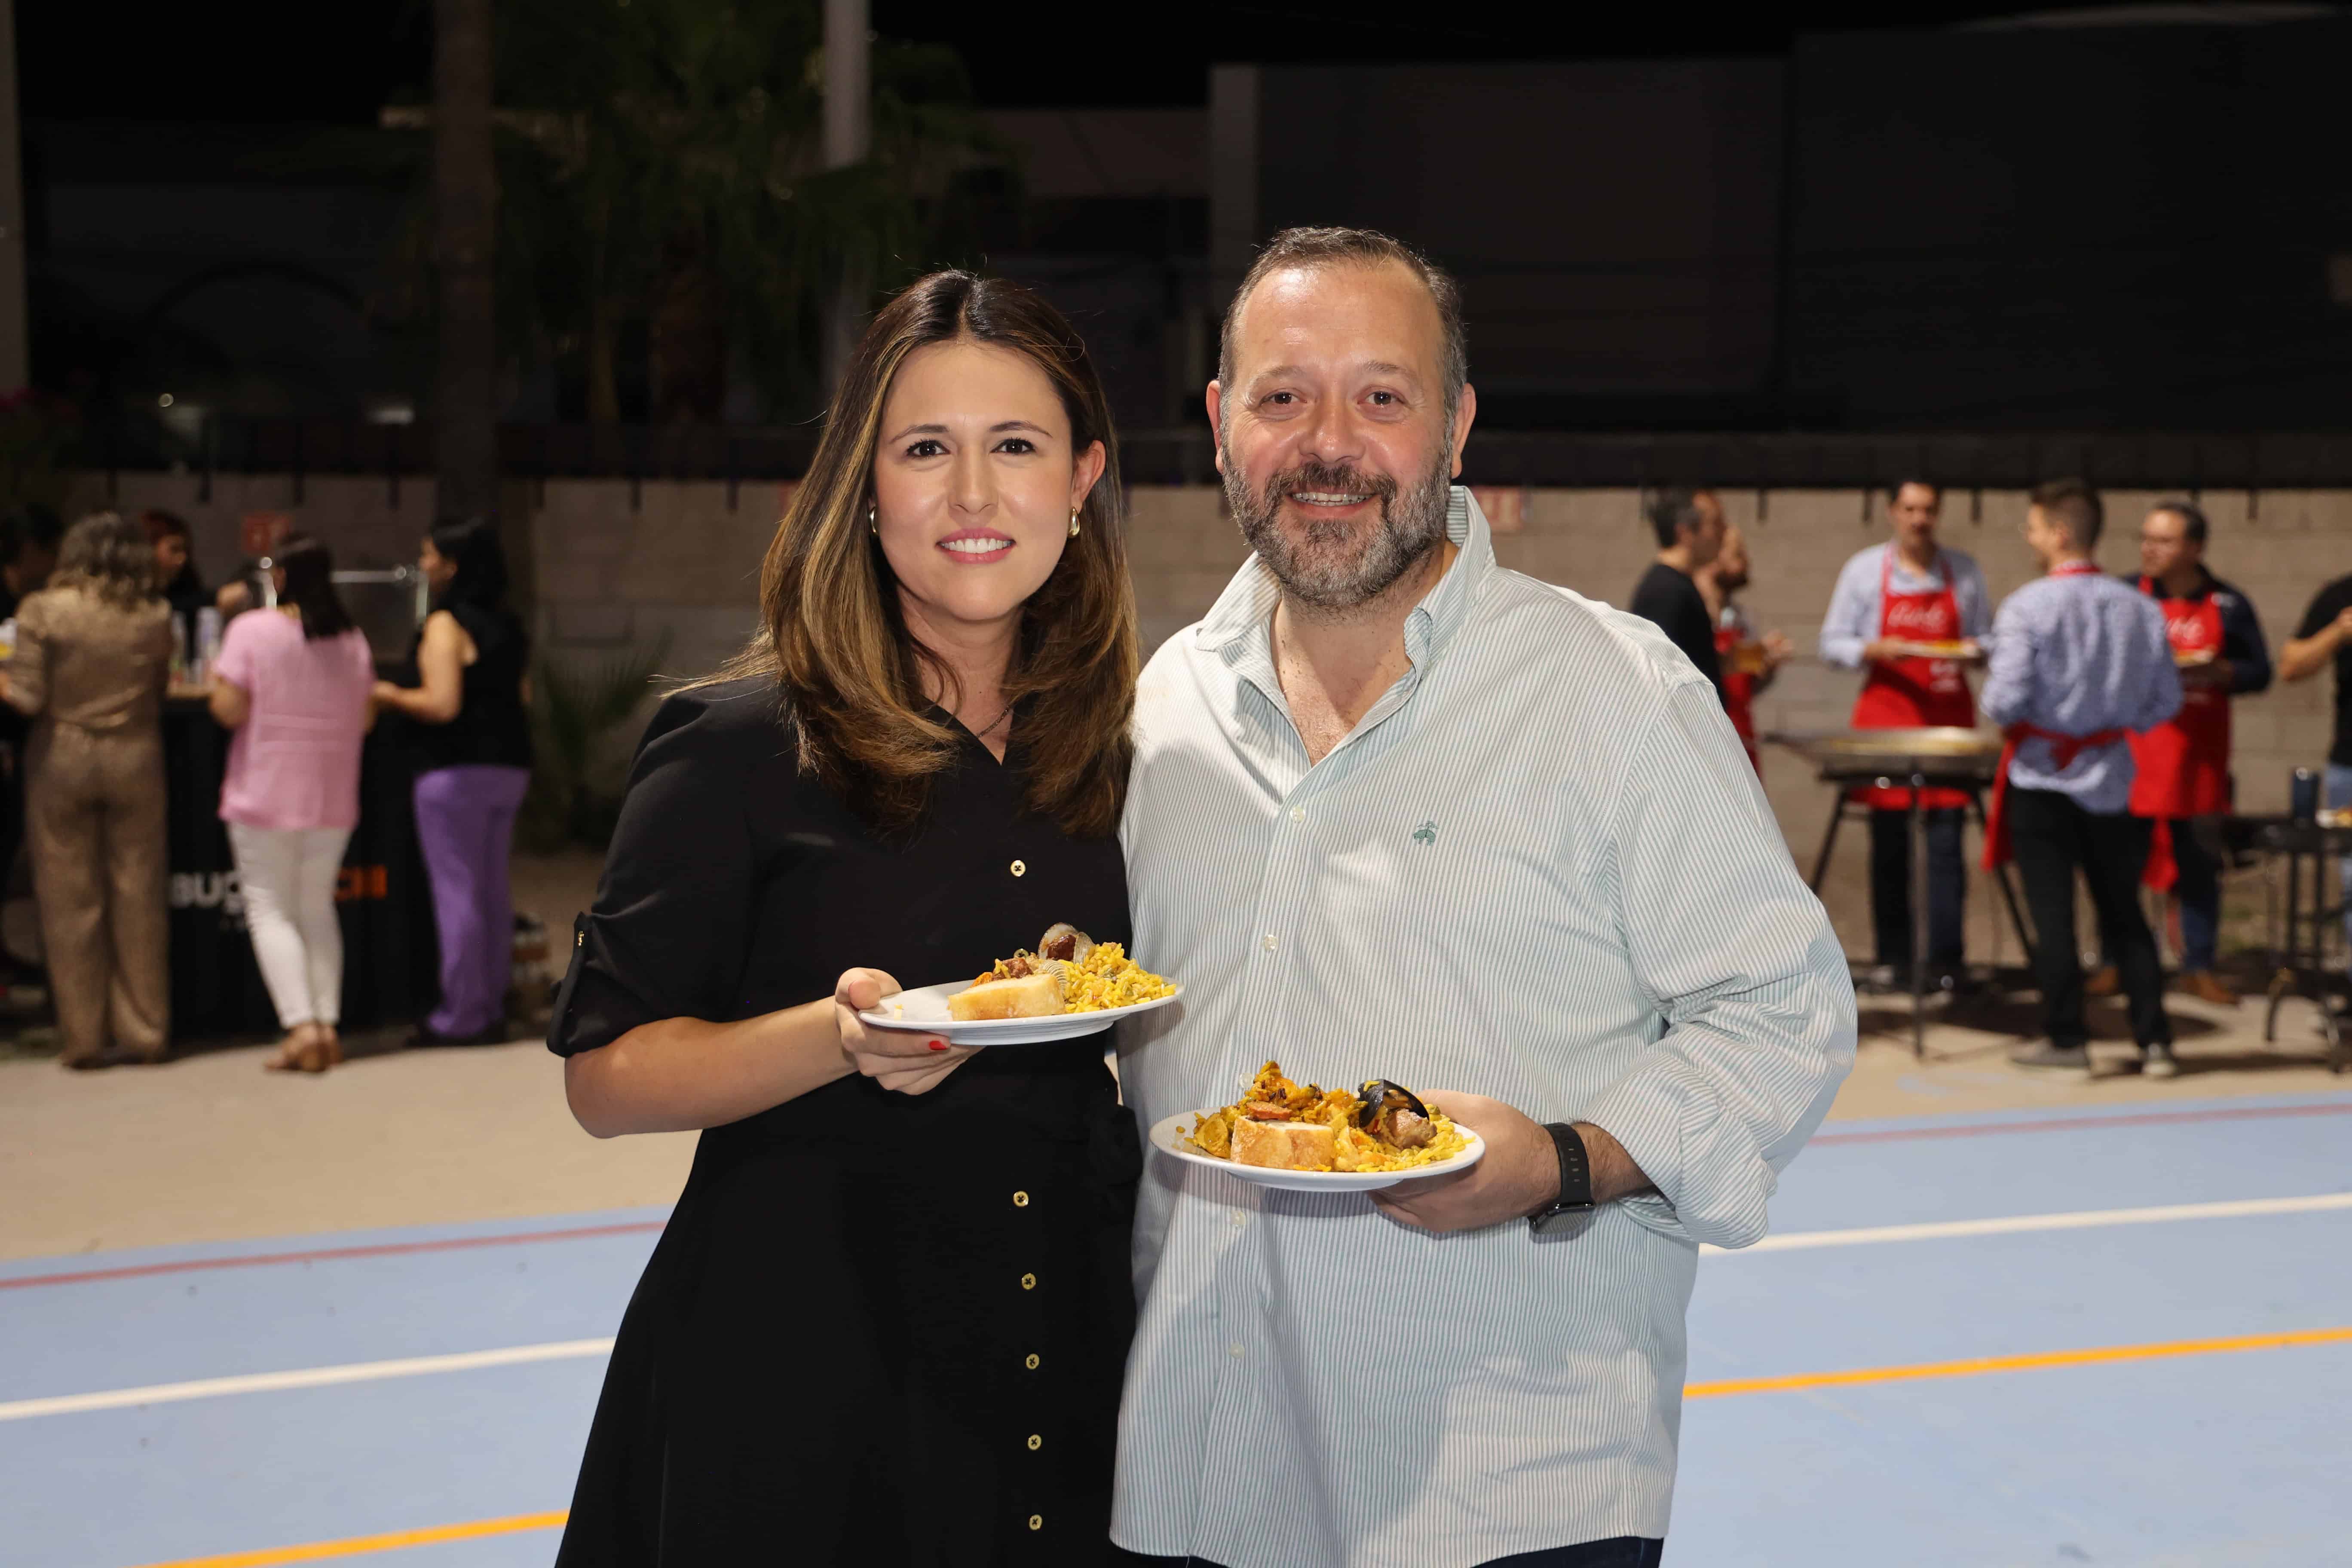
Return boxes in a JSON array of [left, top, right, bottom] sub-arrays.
[[1258, 461, 1400, 511]]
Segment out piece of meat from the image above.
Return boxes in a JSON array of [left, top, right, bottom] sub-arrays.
[[1242, 1101, 1297, 1121], [1038, 923, 1095, 964], [1375, 1109, 1434, 1149], [1000, 953, 1036, 980]]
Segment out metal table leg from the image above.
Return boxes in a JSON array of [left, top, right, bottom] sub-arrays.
[[1809, 789, 1847, 893], [2266, 841, 2300, 1046], [1910, 772, 1929, 1060]]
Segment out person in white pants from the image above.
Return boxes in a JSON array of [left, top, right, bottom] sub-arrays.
[[208, 535, 376, 1072], [227, 822, 352, 1054]]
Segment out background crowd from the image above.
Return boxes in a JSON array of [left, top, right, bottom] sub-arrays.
[[1629, 477, 2352, 1071], [0, 503, 532, 1072]]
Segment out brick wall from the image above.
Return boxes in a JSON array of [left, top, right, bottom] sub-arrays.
[[1123, 483, 2346, 820], [63, 472, 2346, 833]]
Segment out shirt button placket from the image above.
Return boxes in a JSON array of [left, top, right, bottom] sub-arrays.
[[1013, 1184, 1047, 1531]]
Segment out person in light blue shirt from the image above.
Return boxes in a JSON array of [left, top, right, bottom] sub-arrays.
[[1980, 478, 2183, 1076]]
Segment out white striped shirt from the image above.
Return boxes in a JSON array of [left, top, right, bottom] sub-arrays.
[[1112, 488, 1857, 1566]]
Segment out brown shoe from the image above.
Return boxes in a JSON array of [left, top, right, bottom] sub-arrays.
[[2175, 971, 2239, 1007], [2083, 966, 2120, 997]]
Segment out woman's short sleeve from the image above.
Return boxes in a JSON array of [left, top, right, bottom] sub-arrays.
[[547, 687, 768, 1057], [214, 613, 259, 688]]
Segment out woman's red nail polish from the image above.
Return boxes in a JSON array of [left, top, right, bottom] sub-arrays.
[[928, 1040, 948, 1052]]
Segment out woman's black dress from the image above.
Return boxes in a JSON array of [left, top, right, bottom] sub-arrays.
[[548, 678, 1139, 1567]]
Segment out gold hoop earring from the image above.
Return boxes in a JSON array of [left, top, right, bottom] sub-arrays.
[[1068, 508, 1081, 538], [868, 504, 878, 537]]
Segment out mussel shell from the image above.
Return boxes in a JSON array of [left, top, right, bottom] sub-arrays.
[[1355, 1078, 1428, 1127], [1038, 923, 1096, 964]]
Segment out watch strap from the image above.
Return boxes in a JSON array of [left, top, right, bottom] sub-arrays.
[[1530, 1121, 1595, 1230]]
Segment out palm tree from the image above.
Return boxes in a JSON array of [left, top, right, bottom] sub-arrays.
[[492, 0, 995, 423], [434, 0, 499, 519]]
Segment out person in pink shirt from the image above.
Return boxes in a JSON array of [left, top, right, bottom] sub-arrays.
[[208, 536, 376, 1073]]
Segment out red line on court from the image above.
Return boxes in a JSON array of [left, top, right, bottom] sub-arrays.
[[0, 1220, 668, 1292], [1814, 1099, 2352, 1145]]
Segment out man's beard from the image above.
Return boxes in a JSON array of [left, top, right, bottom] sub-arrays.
[[1224, 449, 1454, 613]]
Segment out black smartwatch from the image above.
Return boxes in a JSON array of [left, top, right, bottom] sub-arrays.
[[1527, 1122, 1596, 1236]]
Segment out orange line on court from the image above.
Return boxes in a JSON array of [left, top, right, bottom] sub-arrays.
[[1684, 1324, 2352, 1399], [126, 1510, 566, 1568], [119, 1326, 2352, 1566]]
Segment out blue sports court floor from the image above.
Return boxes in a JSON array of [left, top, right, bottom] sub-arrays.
[[6, 1090, 2349, 1567]]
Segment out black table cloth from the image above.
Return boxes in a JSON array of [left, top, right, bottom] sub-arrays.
[[161, 697, 440, 1036]]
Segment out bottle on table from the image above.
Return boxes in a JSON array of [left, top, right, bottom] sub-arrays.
[[193, 606, 223, 686]]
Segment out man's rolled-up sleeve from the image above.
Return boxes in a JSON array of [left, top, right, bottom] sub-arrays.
[[1816, 553, 1871, 670], [1579, 681, 1859, 1249], [1977, 596, 2034, 729]]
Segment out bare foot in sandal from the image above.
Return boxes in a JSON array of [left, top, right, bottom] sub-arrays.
[[266, 1023, 331, 1073], [263, 1027, 308, 1072]]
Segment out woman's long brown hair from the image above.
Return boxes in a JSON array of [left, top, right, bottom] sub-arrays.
[[50, 511, 158, 606], [727, 270, 1138, 839]]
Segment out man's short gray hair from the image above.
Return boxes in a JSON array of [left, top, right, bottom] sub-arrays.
[[1217, 227, 1469, 427]]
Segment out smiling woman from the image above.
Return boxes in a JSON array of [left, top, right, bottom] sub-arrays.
[[544, 273, 1146, 1567], [751, 273, 1136, 838]]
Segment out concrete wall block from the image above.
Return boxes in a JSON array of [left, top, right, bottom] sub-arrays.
[[57, 471, 2350, 802], [538, 479, 643, 557], [1125, 487, 1237, 570], [535, 560, 615, 605], [624, 604, 761, 684], [1134, 564, 1246, 625], [548, 602, 636, 646], [65, 473, 435, 585], [2227, 710, 2281, 754]]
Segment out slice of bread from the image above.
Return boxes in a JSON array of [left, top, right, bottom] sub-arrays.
[[1230, 1118, 1337, 1172], [947, 970, 1065, 1021]]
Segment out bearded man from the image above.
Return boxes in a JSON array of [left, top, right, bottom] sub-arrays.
[[1111, 227, 1857, 1568]]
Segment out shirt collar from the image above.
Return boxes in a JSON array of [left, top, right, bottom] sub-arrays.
[[1194, 484, 1494, 669]]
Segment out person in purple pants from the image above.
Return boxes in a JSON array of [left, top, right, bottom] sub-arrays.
[[373, 518, 533, 1045]]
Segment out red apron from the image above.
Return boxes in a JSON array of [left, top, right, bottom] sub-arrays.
[[1850, 548, 1974, 810], [1981, 561, 2127, 870], [2127, 578, 2230, 890], [1714, 620, 1762, 774]]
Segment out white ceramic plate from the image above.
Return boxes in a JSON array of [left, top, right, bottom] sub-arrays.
[[858, 981, 1183, 1046], [1147, 1111, 1485, 1192]]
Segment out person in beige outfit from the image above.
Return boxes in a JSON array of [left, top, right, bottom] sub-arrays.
[[0, 512, 174, 1068]]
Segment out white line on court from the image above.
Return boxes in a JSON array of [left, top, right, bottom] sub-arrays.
[[0, 1338, 616, 1424], [4, 1195, 2346, 1423], [1703, 1191, 2352, 1256]]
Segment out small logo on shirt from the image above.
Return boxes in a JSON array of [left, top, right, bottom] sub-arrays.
[[1411, 820, 1438, 847]]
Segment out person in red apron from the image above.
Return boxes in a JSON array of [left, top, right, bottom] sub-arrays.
[[1981, 480, 2184, 1076], [2089, 502, 2270, 1006], [1817, 480, 1992, 990], [1697, 525, 1790, 775]]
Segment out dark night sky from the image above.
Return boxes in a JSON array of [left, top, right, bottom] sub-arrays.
[[15, 2, 2152, 119]]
